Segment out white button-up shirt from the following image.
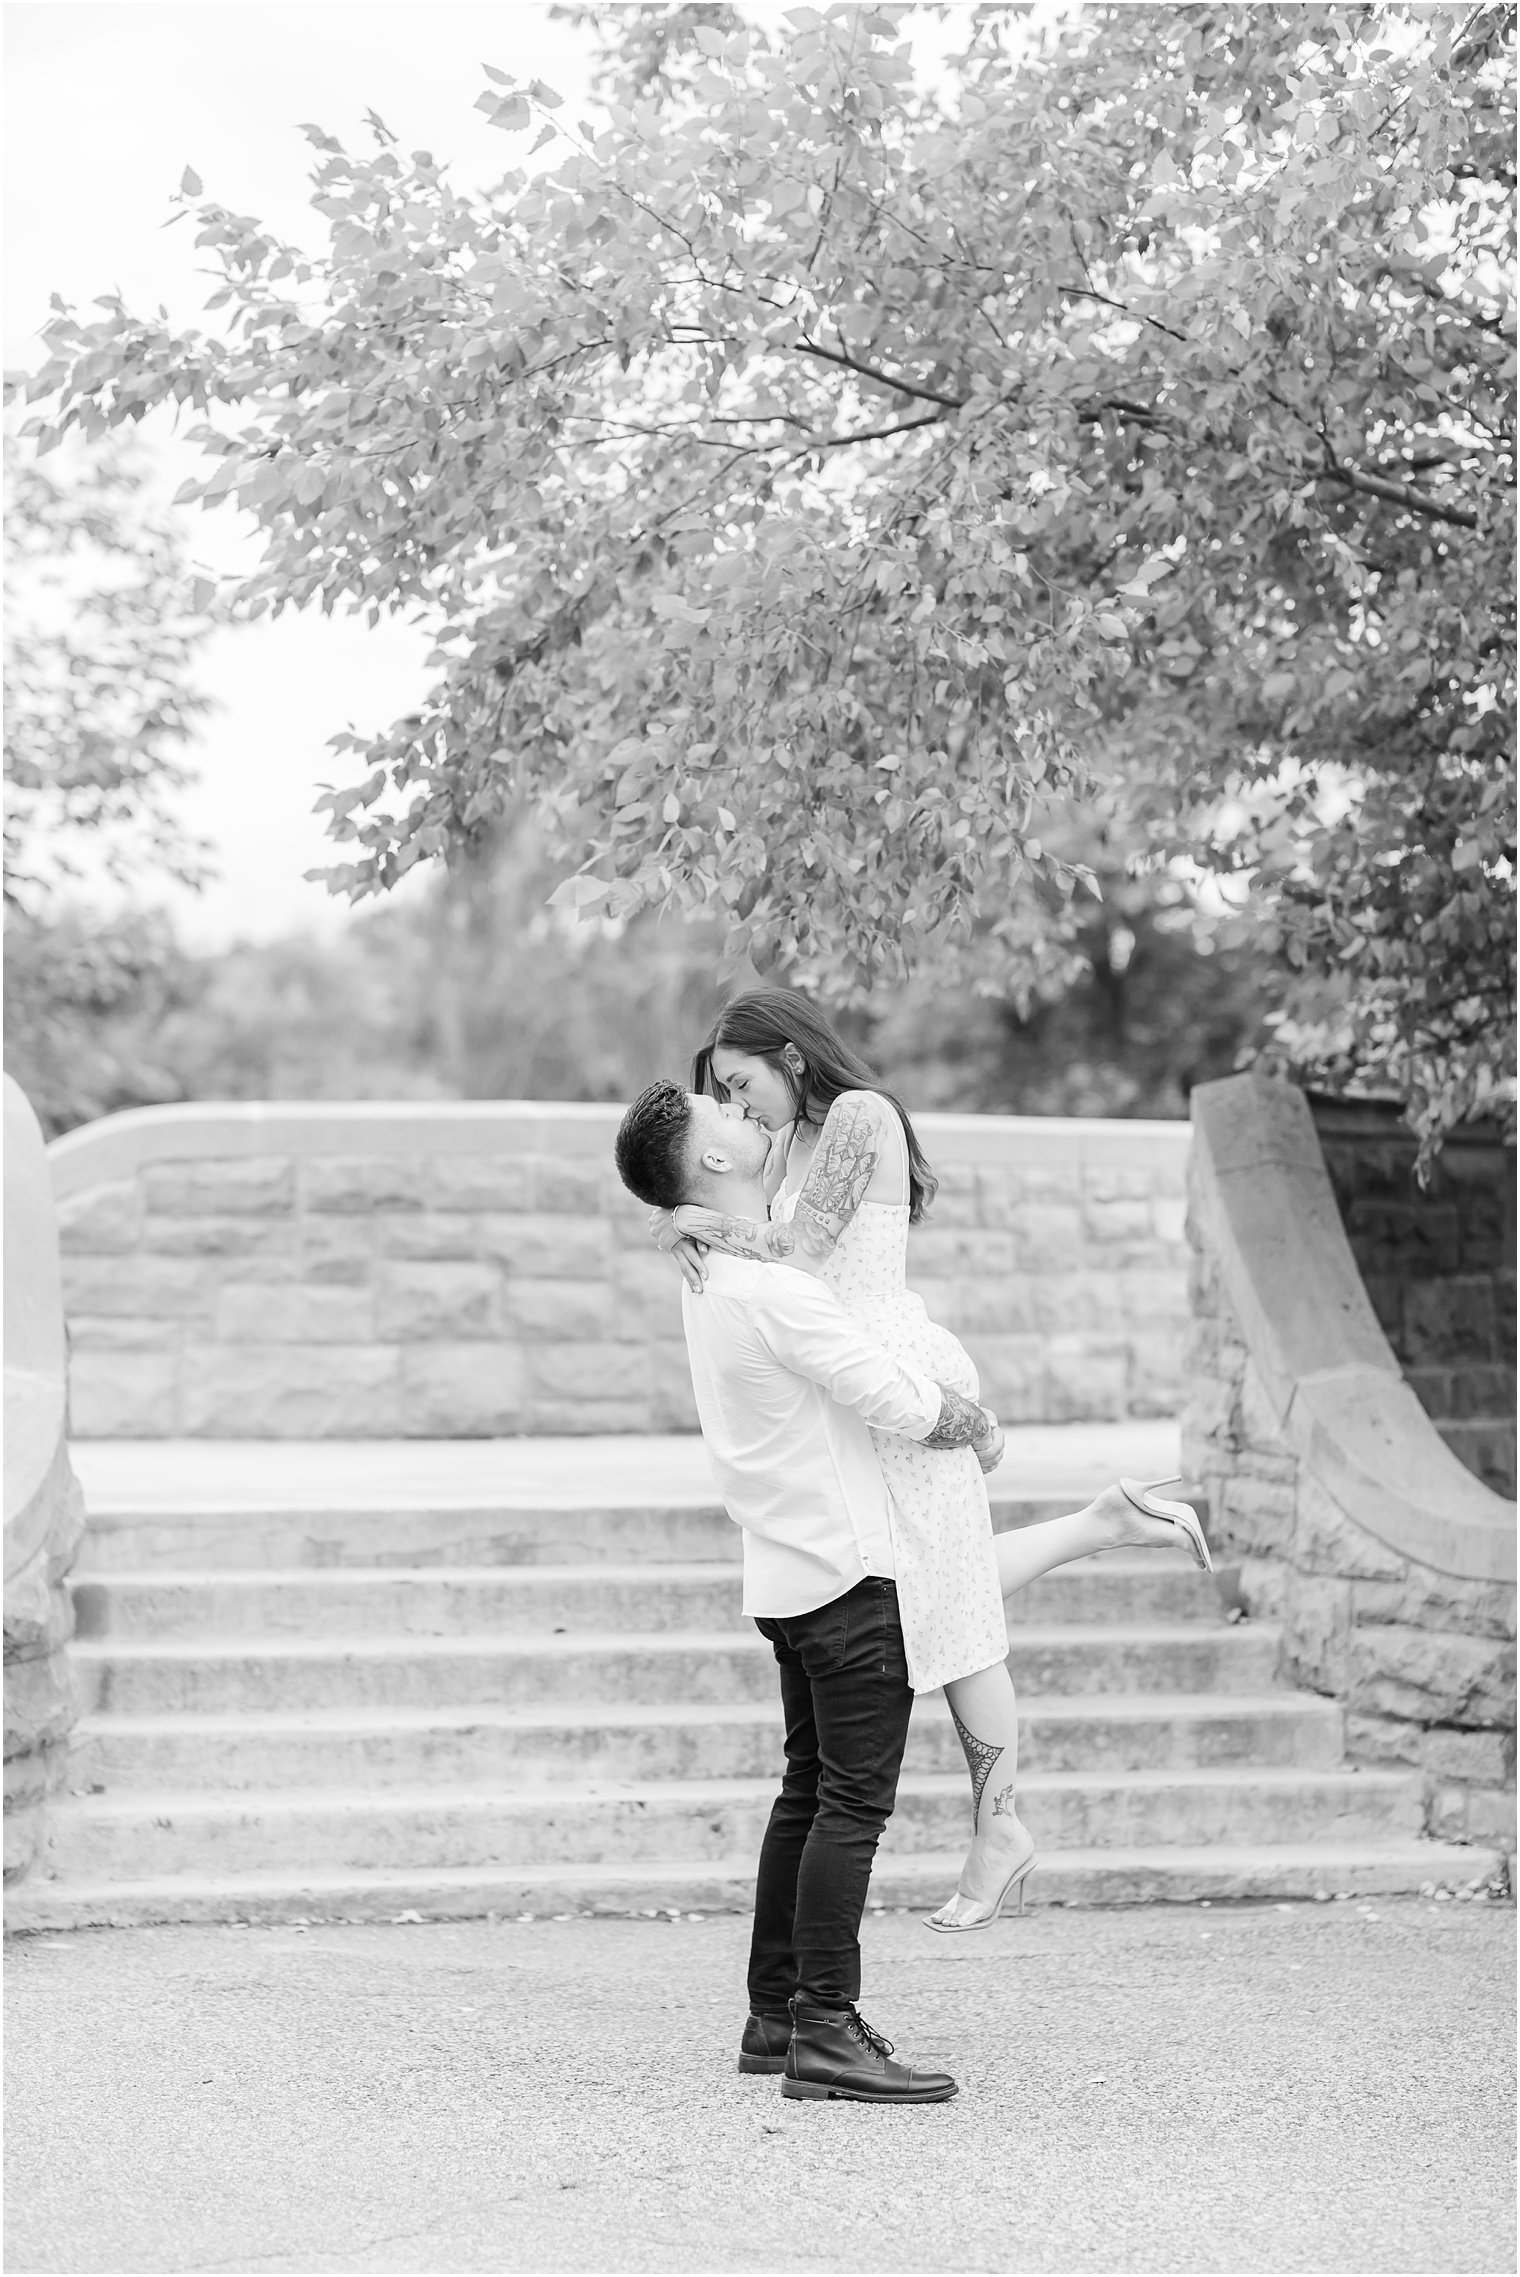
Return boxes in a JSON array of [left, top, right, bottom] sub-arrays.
[[680, 1254, 945, 1618]]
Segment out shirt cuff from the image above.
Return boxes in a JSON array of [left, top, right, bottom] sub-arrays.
[[899, 1371, 945, 1442]]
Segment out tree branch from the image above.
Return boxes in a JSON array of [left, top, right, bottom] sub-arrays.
[[1319, 458, 1481, 530], [792, 337, 966, 411]]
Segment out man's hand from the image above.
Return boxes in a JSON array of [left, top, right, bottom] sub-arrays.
[[649, 1205, 708, 1294], [973, 1412, 1005, 1475], [924, 1385, 1001, 1452]]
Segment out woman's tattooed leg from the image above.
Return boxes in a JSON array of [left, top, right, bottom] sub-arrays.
[[934, 1662, 1035, 1928]]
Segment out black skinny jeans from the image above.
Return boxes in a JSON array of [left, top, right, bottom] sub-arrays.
[[747, 1575, 915, 2016]]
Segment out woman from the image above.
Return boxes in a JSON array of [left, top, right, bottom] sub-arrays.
[[653, 989, 1209, 1931]]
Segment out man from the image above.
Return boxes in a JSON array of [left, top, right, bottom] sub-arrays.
[[614, 1078, 1000, 2105]]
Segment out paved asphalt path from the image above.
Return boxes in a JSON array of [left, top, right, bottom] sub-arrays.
[[5, 1896, 1513, 2275]]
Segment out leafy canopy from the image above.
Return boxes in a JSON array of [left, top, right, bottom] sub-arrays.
[[16, 1, 1515, 1146]]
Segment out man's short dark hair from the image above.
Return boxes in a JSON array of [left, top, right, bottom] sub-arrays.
[[614, 1079, 695, 1211]]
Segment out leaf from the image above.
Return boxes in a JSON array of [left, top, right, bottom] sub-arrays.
[[482, 63, 516, 85], [180, 166, 202, 197], [527, 79, 564, 108], [487, 94, 531, 132]]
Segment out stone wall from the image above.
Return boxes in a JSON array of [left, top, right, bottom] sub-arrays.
[[49, 1102, 1191, 1439], [5, 1078, 86, 1889], [1308, 1096, 1516, 1498], [1182, 1075, 1516, 1858]]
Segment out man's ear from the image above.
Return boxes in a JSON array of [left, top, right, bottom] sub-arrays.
[[697, 1145, 733, 1177]]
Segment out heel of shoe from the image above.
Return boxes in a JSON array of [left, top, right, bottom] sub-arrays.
[[738, 2053, 787, 2075], [780, 2075, 831, 2100]]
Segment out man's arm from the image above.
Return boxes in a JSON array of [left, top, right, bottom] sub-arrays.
[[750, 1272, 994, 1452]]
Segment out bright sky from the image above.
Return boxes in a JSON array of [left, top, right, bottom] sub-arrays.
[[5, 1, 600, 945]]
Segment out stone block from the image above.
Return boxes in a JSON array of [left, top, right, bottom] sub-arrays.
[[1221, 1473, 1297, 1557], [1295, 1476, 1407, 1582], [476, 1214, 613, 1279], [180, 1346, 400, 1437], [505, 1279, 617, 1342], [1009, 1206, 1083, 1273], [1031, 1272, 1123, 1334], [1421, 1727, 1515, 1785], [973, 1169, 1018, 1229], [1009, 1163, 1083, 1203], [531, 1159, 606, 1214], [213, 1284, 378, 1343], [1405, 1367, 1455, 1417], [923, 1177, 982, 1230], [1283, 1570, 1352, 1693], [1183, 1376, 1239, 1444], [4, 1802, 43, 1881], [1353, 1564, 1516, 1641], [374, 1262, 502, 1341], [1465, 1785, 1518, 1845], [1405, 1278, 1497, 1365], [1043, 1339, 1127, 1423], [530, 1399, 659, 1435], [529, 1343, 652, 1405], [419, 1156, 536, 1213], [1238, 1362, 1288, 1454], [375, 1214, 487, 1261], [1237, 1557, 1288, 1622], [2, 1646, 78, 1757], [908, 1228, 1016, 1279], [299, 1220, 375, 1286], [1451, 1363, 1518, 1419], [1344, 1713, 1423, 1767], [145, 1216, 302, 1267], [1119, 1271, 1189, 1325], [611, 1251, 687, 1337], [67, 1315, 174, 1350], [62, 1256, 212, 1320], [1151, 1195, 1189, 1245], [649, 1341, 700, 1431], [68, 1350, 179, 1437], [301, 1157, 428, 1214], [141, 1157, 295, 1215], [56, 1181, 143, 1254], [1437, 1421, 1516, 1498], [397, 1345, 526, 1436], [3, 1553, 74, 1660], [953, 1275, 1040, 1335], [1083, 1198, 1154, 1243], [1346, 1622, 1517, 1728], [1428, 1783, 1470, 1841], [1083, 1167, 1153, 1203], [1126, 1329, 1185, 1419]]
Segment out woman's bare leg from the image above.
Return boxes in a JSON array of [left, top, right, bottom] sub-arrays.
[[993, 1482, 1185, 1598], [930, 1660, 1035, 1929]]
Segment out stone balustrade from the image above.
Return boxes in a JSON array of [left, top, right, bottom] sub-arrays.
[[49, 1102, 1191, 1438], [5, 1077, 87, 1888], [1182, 1074, 1517, 1858]]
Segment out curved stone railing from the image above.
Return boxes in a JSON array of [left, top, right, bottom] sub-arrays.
[[48, 1099, 1192, 1438], [1183, 1073, 1516, 1854], [4, 1077, 86, 1889]]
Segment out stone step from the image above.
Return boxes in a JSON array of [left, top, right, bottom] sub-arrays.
[[37, 1767, 1426, 1882], [70, 1552, 1220, 1642], [71, 1623, 1284, 1716], [68, 1692, 1345, 1793], [8, 1839, 1499, 1933], [71, 1494, 1084, 1574]]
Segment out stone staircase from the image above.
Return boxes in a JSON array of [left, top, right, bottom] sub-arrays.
[[8, 1444, 1498, 1928]]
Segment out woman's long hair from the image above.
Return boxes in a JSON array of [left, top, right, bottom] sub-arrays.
[[691, 989, 938, 1222]]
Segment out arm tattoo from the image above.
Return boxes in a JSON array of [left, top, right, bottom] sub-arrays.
[[792, 1094, 885, 1260], [688, 1213, 796, 1262], [923, 1385, 990, 1450]]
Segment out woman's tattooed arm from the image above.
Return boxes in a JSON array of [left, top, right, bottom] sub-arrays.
[[671, 1206, 796, 1261], [791, 1093, 888, 1260], [923, 1386, 994, 1450]]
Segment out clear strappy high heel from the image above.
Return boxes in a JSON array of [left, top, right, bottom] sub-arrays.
[[1119, 1475, 1213, 1572], [925, 1839, 1038, 1934]]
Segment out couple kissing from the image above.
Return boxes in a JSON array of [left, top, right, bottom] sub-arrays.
[[614, 989, 1211, 2105]]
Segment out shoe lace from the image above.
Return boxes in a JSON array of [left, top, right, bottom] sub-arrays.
[[846, 2010, 894, 2062]]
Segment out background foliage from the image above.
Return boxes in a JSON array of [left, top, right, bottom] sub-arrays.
[[8, 4, 1515, 1150]]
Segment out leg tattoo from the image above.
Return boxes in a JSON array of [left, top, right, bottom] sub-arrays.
[[989, 1782, 1018, 1818], [949, 1699, 1003, 1830]]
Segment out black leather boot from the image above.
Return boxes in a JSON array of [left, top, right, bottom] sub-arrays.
[[782, 1999, 957, 2103], [737, 2011, 793, 2074]]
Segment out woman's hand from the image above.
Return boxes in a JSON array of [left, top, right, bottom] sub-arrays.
[[973, 1409, 1005, 1476], [648, 1205, 708, 1294]]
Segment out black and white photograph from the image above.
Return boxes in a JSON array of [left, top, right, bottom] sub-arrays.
[[3, 3, 1515, 2271]]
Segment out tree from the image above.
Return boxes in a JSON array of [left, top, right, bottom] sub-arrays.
[[17, 2, 1514, 1149], [3, 440, 219, 1130]]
